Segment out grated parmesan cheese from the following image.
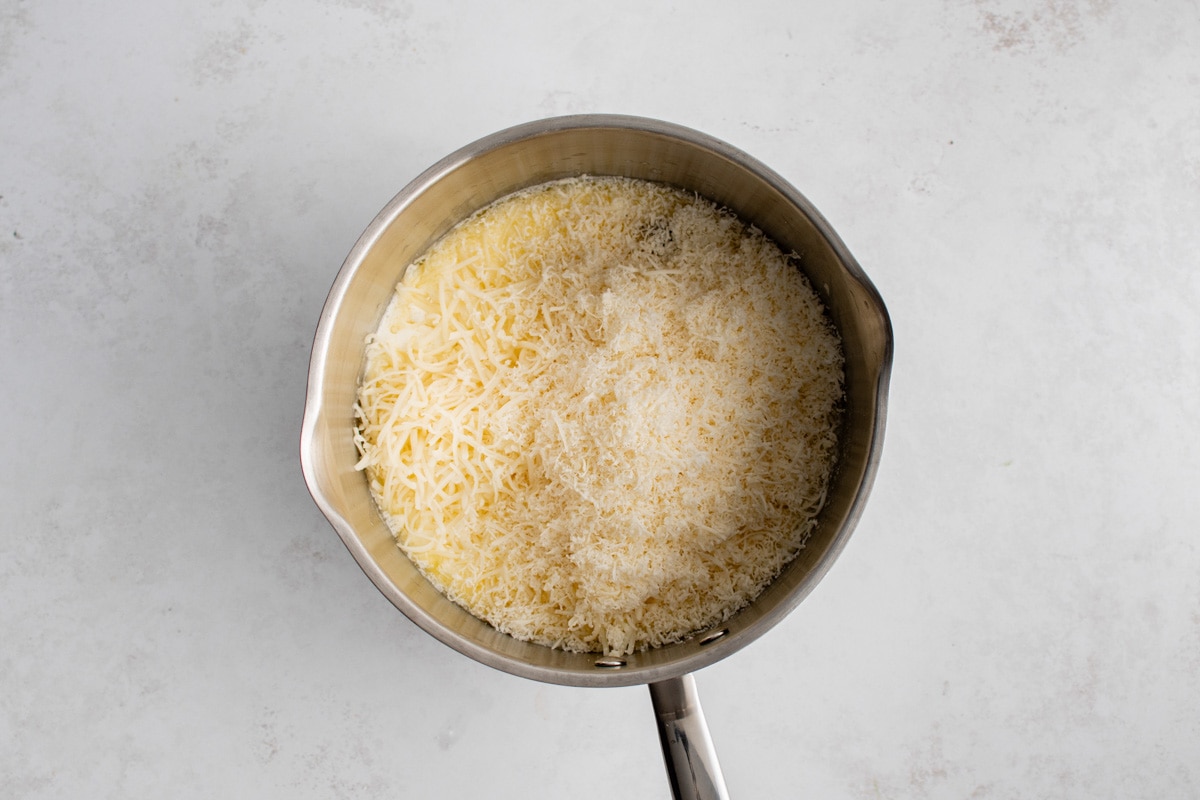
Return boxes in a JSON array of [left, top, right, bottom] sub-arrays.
[[354, 176, 844, 655]]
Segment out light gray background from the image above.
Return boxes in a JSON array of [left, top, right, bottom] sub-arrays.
[[3, 2, 1198, 798]]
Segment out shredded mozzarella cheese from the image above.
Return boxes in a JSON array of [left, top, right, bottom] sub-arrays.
[[355, 176, 844, 655]]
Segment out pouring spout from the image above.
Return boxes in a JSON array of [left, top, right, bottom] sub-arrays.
[[648, 674, 730, 800]]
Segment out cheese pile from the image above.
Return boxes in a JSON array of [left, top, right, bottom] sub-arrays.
[[354, 176, 844, 655]]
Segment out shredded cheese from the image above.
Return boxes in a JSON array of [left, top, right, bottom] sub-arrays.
[[355, 176, 844, 655]]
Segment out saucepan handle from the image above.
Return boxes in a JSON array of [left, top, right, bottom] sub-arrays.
[[648, 674, 730, 800]]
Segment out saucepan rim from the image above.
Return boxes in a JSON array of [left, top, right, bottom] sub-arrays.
[[299, 113, 892, 688]]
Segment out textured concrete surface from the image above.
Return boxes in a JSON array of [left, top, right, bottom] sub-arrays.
[[3, 1, 1198, 798]]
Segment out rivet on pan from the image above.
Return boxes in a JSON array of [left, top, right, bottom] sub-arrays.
[[594, 657, 627, 669], [698, 629, 729, 646]]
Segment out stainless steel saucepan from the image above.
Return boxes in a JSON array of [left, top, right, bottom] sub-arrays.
[[300, 114, 893, 800]]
